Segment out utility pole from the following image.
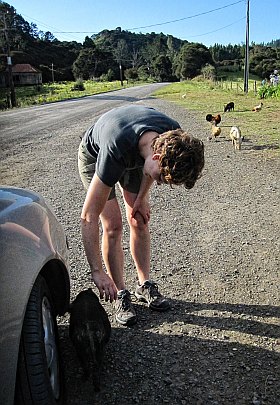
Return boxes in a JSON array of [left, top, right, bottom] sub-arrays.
[[51, 63, 54, 83], [119, 63, 123, 86], [244, 0, 250, 93], [1, 11, 16, 107]]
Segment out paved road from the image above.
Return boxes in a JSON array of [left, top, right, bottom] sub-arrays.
[[0, 83, 168, 146]]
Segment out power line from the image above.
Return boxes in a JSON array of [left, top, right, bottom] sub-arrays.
[[19, 13, 83, 42], [52, 31, 95, 34], [187, 16, 245, 39], [19, 0, 244, 40], [127, 0, 244, 31]]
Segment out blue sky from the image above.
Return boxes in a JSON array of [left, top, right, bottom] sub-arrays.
[[9, 0, 279, 47]]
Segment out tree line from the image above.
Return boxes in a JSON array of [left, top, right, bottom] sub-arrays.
[[1, 1, 279, 84]]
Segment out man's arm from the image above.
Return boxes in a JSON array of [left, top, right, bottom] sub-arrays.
[[81, 174, 117, 302]]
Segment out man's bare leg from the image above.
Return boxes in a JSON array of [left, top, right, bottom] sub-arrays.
[[100, 198, 125, 290], [122, 190, 151, 284]]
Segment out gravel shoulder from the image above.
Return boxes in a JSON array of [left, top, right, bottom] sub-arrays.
[[1, 95, 279, 404]]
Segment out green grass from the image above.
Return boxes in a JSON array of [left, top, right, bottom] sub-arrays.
[[153, 80, 280, 158]]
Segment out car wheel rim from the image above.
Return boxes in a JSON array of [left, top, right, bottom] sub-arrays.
[[42, 296, 60, 399]]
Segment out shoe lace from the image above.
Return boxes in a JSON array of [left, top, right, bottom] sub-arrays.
[[146, 282, 161, 299], [120, 291, 132, 311]]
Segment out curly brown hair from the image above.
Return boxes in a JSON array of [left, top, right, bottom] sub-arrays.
[[151, 129, 205, 189]]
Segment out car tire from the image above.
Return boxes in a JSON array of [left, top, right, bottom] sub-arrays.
[[15, 275, 65, 405]]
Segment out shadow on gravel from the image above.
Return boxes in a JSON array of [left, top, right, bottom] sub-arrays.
[[207, 134, 279, 152], [249, 144, 279, 151], [181, 301, 280, 339], [239, 138, 279, 151], [59, 299, 280, 405]]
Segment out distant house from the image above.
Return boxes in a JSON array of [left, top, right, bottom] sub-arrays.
[[12, 64, 42, 86], [0, 64, 42, 87]]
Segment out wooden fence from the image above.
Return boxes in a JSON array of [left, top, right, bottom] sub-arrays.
[[214, 79, 258, 94]]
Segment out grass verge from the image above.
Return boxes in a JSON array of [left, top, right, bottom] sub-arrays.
[[153, 80, 280, 159]]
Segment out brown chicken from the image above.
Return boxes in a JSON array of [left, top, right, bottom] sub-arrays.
[[211, 125, 221, 139], [208, 125, 222, 141], [206, 113, 222, 126]]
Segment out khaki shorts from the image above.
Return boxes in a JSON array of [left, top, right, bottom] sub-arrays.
[[78, 141, 143, 200]]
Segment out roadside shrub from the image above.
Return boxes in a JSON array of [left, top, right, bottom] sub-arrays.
[[258, 84, 280, 99], [125, 68, 139, 81], [137, 66, 151, 81], [100, 69, 115, 82], [0, 100, 7, 110], [201, 63, 216, 80], [71, 79, 85, 91]]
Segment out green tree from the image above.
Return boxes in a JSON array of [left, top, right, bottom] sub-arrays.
[[175, 43, 213, 79], [249, 45, 279, 78], [124, 67, 138, 81], [130, 45, 142, 68], [113, 39, 130, 84], [201, 63, 216, 80], [137, 65, 151, 81], [41, 31, 56, 42], [152, 55, 173, 82], [113, 39, 129, 67], [72, 46, 112, 80], [83, 36, 95, 48]]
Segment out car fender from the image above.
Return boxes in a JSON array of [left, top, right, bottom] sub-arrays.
[[0, 187, 70, 405]]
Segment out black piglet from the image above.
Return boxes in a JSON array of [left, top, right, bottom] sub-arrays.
[[69, 288, 111, 392], [224, 102, 235, 112]]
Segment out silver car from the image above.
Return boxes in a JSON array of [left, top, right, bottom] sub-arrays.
[[0, 186, 71, 405]]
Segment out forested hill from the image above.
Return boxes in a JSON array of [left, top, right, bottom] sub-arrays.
[[1, 1, 279, 83]]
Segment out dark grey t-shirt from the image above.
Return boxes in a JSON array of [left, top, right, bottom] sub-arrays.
[[83, 105, 180, 187]]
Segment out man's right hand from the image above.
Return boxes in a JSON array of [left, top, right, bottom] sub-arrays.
[[131, 196, 151, 224], [91, 271, 118, 303]]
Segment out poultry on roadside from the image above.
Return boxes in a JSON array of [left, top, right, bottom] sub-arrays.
[[206, 113, 221, 126], [208, 125, 222, 141], [252, 102, 263, 112], [211, 125, 221, 139]]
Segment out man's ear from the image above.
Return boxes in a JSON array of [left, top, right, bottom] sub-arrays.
[[152, 153, 160, 161]]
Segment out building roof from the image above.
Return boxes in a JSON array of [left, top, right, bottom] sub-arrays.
[[12, 64, 41, 73]]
